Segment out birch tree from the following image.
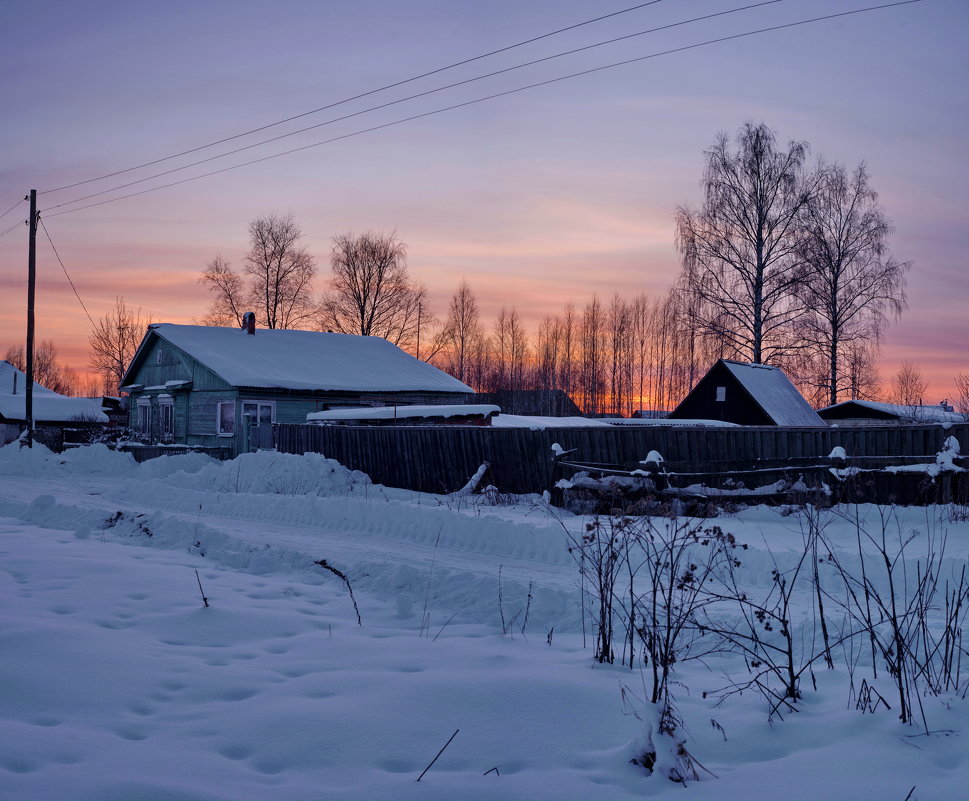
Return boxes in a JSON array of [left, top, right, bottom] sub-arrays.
[[797, 162, 908, 406], [676, 122, 816, 364]]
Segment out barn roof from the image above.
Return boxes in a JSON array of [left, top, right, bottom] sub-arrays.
[[720, 360, 824, 426], [0, 361, 108, 423], [818, 400, 964, 424], [127, 324, 473, 394]]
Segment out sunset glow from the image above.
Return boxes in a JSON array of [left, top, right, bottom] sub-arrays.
[[1, 0, 965, 402]]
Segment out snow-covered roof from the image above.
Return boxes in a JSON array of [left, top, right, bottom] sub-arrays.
[[0, 360, 56, 397], [0, 362, 108, 423], [136, 324, 473, 394], [818, 400, 965, 424], [721, 360, 824, 427], [308, 404, 499, 422]]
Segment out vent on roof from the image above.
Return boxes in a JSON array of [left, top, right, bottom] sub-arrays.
[[242, 312, 255, 335]]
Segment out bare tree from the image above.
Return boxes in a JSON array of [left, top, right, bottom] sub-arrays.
[[199, 255, 247, 327], [797, 163, 909, 406], [676, 122, 817, 364], [321, 231, 426, 346], [436, 281, 482, 386], [245, 213, 317, 329], [199, 214, 317, 330], [890, 360, 927, 412], [3, 342, 68, 392], [3, 344, 24, 371], [89, 296, 148, 393], [954, 373, 969, 421]]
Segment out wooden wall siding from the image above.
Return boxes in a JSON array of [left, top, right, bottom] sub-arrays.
[[274, 422, 969, 495]]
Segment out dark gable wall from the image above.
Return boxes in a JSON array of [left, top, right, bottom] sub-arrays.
[[669, 361, 773, 426]]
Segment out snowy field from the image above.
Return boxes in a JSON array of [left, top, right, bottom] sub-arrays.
[[1, 443, 967, 800]]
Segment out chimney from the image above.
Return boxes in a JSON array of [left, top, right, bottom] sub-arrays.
[[12, 372, 17, 395], [242, 312, 255, 335]]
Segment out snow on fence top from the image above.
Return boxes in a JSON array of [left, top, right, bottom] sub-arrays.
[[142, 324, 473, 393], [307, 404, 499, 422]]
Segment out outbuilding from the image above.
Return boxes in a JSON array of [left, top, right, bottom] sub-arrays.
[[667, 359, 824, 427]]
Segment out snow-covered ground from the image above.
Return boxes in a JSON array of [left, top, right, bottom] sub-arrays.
[[1, 443, 967, 800]]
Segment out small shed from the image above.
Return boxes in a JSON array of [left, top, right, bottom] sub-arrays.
[[818, 400, 965, 426], [668, 359, 824, 427], [120, 321, 474, 454], [0, 361, 109, 446]]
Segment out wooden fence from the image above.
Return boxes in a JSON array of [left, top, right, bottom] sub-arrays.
[[273, 422, 969, 496]]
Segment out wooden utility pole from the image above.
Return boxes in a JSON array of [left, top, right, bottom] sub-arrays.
[[25, 189, 37, 448]]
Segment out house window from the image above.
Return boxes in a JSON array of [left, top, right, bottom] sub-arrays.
[[156, 347, 166, 364], [241, 401, 275, 426], [136, 398, 151, 435], [716, 386, 726, 402], [217, 401, 235, 435], [159, 397, 174, 439]]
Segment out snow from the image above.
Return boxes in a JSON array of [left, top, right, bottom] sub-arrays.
[[138, 324, 473, 393], [0, 361, 108, 423], [607, 417, 741, 427], [1, 441, 968, 800], [721, 360, 824, 427], [820, 400, 966, 424], [308, 404, 499, 422], [490, 414, 614, 429]]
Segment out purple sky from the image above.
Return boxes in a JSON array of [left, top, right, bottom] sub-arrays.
[[1, 0, 965, 401]]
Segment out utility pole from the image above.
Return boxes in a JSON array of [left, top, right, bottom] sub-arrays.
[[25, 189, 37, 448]]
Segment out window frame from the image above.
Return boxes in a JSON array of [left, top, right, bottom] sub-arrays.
[[217, 401, 235, 436], [136, 397, 151, 436], [158, 396, 175, 440], [241, 400, 276, 427]]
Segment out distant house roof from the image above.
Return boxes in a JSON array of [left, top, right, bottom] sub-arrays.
[[818, 400, 965, 424], [125, 324, 473, 394], [669, 359, 824, 427], [0, 361, 108, 423]]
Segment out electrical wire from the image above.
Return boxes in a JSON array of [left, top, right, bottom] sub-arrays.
[[0, 197, 26, 222], [40, 0, 667, 195], [43, 0, 921, 220], [0, 219, 24, 240], [42, 0, 781, 214], [38, 216, 97, 327]]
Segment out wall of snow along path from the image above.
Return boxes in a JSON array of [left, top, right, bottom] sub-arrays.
[[2, 442, 966, 644]]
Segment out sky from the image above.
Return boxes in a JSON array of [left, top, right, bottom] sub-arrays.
[[0, 0, 966, 402]]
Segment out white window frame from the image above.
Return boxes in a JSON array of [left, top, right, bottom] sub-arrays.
[[217, 401, 235, 436], [136, 398, 151, 435], [241, 400, 276, 427], [715, 386, 727, 402], [158, 396, 174, 439]]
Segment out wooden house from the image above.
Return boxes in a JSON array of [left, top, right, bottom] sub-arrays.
[[119, 321, 474, 454], [667, 359, 824, 427]]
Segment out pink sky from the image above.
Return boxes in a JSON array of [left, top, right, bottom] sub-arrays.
[[1, 0, 966, 403]]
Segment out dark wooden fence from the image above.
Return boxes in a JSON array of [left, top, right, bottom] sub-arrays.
[[273, 422, 969, 495]]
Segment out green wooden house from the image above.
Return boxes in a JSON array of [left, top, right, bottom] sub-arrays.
[[119, 321, 473, 455]]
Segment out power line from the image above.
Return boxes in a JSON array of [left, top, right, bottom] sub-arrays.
[[46, 2, 782, 213], [0, 219, 24, 240], [38, 216, 97, 328], [40, 0, 667, 195], [43, 1, 921, 220], [43, 1, 781, 214], [0, 197, 26, 222]]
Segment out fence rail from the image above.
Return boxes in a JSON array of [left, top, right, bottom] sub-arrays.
[[274, 422, 969, 496]]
